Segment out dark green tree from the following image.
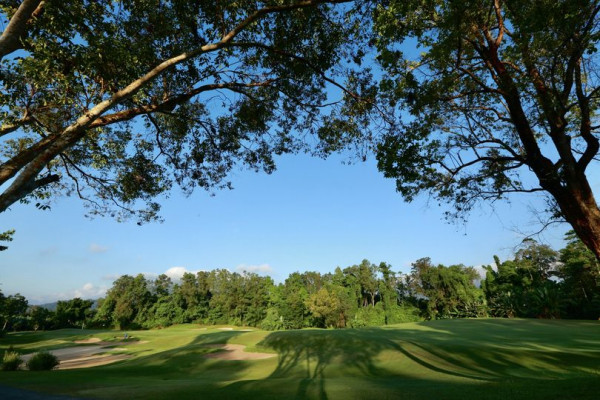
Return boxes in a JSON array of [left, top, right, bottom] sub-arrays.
[[558, 231, 600, 318], [278, 272, 312, 329], [27, 305, 53, 331], [55, 297, 94, 328], [0, 292, 28, 331]]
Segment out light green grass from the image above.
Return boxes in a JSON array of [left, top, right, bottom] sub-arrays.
[[1, 319, 599, 399]]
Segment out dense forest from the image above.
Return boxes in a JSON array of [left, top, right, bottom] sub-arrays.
[[1, 232, 599, 333]]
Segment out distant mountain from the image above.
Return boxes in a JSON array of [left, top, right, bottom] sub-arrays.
[[37, 301, 58, 311], [35, 299, 99, 311]]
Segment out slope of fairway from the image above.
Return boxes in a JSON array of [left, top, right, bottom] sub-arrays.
[[1, 319, 599, 399]]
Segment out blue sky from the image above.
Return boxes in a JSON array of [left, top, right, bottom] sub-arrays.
[[1, 152, 571, 304]]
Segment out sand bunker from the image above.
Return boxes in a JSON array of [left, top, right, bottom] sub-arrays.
[[74, 338, 103, 344], [217, 327, 254, 332], [54, 354, 131, 370], [21, 338, 138, 370], [203, 344, 276, 361]]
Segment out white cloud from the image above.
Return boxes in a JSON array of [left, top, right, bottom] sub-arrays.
[[44, 283, 109, 302], [142, 272, 158, 280], [89, 243, 108, 253], [235, 263, 273, 275], [73, 282, 107, 298], [164, 266, 200, 281]]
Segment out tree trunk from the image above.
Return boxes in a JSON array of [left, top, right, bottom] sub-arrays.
[[551, 180, 600, 261]]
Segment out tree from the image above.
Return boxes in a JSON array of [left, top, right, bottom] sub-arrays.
[[27, 305, 52, 331], [278, 272, 311, 329], [410, 258, 485, 319], [513, 239, 559, 283], [0, 292, 28, 330], [306, 286, 348, 328], [558, 231, 600, 318], [0, 0, 357, 224], [332, 0, 600, 259], [55, 297, 94, 328], [99, 274, 153, 328], [483, 241, 563, 318]]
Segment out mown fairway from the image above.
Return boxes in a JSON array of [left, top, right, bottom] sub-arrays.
[[1, 319, 599, 399]]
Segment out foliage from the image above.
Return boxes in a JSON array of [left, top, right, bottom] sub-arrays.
[[1, 349, 22, 371], [557, 231, 600, 318], [349, 303, 385, 327], [0, 292, 28, 331], [0, 0, 362, 225], [313, 0, 600, 258], [306, 285, 350, 328], [4, 232, 600, 333], [260, 307, 285, 331], [27, 306, 53, 331], [409, 258, 486, 319], [483, 239, 563, 318], [386, 303, 423, 324], [55, 298, 94, 328], [26, 351, 59, 371], [0, 229, 14, 251]]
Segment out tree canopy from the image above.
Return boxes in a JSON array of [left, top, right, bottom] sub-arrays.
[[3, 0, 600, 264], [0, 0, 359, 222], [356, 0, 600, 258]]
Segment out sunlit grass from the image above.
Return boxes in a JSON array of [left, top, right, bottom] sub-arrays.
[[1, 319, 599, 399]]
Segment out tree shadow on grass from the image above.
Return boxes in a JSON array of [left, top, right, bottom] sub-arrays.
[[3, 321, 600, 399], [221, 321, 600, 399]]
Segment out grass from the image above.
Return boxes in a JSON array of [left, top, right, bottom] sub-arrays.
[[1, 319, 599, 399]]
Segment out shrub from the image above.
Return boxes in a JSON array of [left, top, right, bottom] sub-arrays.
[[260, 308, 284, 331], [26, 351, 59, 371], [1, 350, 23, 371], [349, 305, 386, 328], [387, 304, 424, 324]]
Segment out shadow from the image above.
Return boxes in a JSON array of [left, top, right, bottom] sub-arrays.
[[1, 329, 111, 351], [220, 319, 600, 399], [248, 326, 486, 399], [2, 321, 600, 399], [0, 328, 255, 400]]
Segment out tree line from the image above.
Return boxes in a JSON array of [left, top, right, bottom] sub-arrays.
[[1, 232, 598, 332]]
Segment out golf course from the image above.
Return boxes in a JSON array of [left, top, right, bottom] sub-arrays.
[[1, 319, 599, 399]]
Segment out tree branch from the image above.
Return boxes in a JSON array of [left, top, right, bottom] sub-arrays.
[[0, 172, 58, 209], [0, 0, 44, 60], [90, 81, 275, 128], [0, 0, 346, 213], [575, 60, 599, 170]]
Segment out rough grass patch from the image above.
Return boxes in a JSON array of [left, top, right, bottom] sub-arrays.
[[1, 350, 23, 371]]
